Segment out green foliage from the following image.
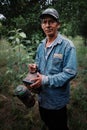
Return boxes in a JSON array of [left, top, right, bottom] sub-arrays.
[[0, 28, 43, 93], [71, 84, 87, 110], [0, 36, 87, 130], [0, 21, 8, 38], [8, 28, 26, 45], [53, 0, 87, 44], [68, 82, 87, 130], [0, 29, 36, 94], [1, 0, 87, 45], [0, 39, 11, 92], [7, 29, 35, 86], [0, 45, 27, 97], [67, 36, 87, 130]]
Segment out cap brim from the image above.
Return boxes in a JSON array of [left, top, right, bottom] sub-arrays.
[[40, 13, 58, 20]]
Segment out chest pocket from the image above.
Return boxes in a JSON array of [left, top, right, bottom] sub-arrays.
[[52, 57, 63, 65], [52, 53, 63, 64]]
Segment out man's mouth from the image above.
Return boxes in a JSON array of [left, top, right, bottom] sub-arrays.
[[45, 29, 52, 33]]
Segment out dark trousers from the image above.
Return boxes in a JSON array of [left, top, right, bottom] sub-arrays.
[[39, 106, 69, 130]]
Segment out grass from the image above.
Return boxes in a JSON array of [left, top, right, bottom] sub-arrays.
[[68, 36, 87, 130], [0, 36, 87, 130]]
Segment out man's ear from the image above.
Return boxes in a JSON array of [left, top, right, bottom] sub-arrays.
[[41, 24, 44, 29], [57, 23, 61, 29]]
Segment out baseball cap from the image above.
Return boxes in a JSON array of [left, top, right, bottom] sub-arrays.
[[40, 8, 59, 21]]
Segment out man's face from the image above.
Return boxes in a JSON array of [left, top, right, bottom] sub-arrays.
[[41, 16, 60, 37]]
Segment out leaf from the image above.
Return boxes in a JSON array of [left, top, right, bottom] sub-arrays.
[[9, 36, 14, 40], [8, 30, 15, 34], [19, 32, 26, 38], [17, 29, 22, 32], [16, 38, 20, 44]]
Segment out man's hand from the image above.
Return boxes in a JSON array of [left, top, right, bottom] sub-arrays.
[[30, 72, 42, 88], [28, 64, 37, 73]]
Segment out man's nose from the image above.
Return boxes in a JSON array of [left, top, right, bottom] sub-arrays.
[[45, 21, 50, 26]]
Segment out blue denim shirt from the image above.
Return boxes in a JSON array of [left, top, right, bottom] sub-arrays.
[[35, 33, 77, 110]]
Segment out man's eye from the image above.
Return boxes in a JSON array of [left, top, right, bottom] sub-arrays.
[[43, 21, 46, 24], [50, 20, 54, 23], [42, 19, 56, 25]]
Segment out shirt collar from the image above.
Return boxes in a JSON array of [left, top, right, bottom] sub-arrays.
[[41, 33, 63, 47]]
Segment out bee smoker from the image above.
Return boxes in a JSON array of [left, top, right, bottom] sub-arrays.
[[23, 72, 41, 94], [14, 85, 35, 108]]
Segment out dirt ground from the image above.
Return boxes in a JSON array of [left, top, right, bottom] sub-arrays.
[[0, 94, 43, 130]]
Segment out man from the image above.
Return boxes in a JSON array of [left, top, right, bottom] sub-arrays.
[[29, 8, 77, 130]]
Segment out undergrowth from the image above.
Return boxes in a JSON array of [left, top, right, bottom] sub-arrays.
[[0, 36, 87, 130]]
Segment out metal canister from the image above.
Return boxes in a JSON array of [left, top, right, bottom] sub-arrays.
[[14, 85, 35, 108]]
